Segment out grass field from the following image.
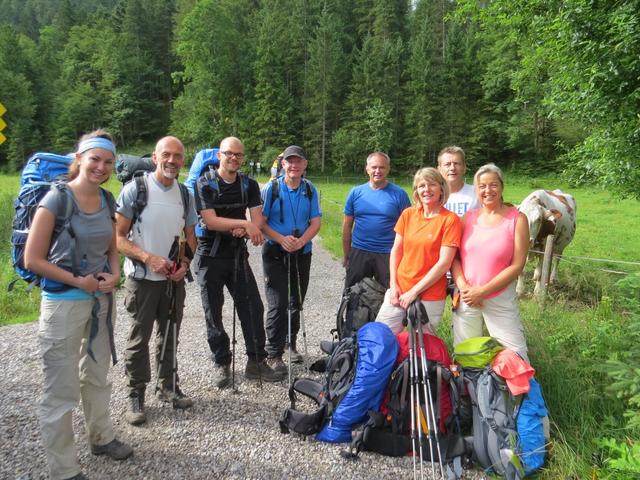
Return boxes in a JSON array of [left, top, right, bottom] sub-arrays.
[[1, 169, 639, 477]]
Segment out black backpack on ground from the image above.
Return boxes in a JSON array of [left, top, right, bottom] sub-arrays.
[[335, 277, 386, 340], [347, 359, 469, 478], [279, 336, 357, 436]]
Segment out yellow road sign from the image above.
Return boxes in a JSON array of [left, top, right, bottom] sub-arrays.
[[0, 101, 5, 145]]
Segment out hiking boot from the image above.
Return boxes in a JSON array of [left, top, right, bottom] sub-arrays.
[[245, 358, 286, 382], [90, 438, 133, 461], [289, 349, 304, 364], [125, 393, 146, 426], [64, 474, 88, 480], [213, 364, 232, 389], [156, 385, 193, 409], [266, 356, 287, 376]]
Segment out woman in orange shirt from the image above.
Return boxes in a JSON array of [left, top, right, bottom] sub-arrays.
[[376, 167, 462, 334]]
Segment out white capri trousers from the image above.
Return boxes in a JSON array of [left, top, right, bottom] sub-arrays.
[[38, 295, 115, 480], [452, 282, 529, 362], [375, 289, 446, 335]]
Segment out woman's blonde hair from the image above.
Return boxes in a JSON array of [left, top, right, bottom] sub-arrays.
[[69, 129, 115, 182], [412, 167, 449, 206]]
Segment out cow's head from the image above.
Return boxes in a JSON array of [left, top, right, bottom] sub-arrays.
[[518, 196, 562, 247]]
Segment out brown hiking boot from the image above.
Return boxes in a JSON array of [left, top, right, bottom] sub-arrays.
[[156, 385, 193, 409], [245, 358, 285, 382], [125, 393, 146, 426]]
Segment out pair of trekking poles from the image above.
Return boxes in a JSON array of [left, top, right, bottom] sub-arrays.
[[228, 239, 308, 391], [405, 301, 445, 480], [155, 236, 193, 408]]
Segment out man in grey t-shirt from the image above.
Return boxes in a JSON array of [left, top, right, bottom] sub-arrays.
[[115, 136, 197, 426]]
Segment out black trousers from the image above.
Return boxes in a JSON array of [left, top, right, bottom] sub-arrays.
[[262, 246, 312, 358], [196, 249, 266, 365], [344, 247, 391, 290]]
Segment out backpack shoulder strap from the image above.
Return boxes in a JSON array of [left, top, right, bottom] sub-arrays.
[[302, 178, 314, 201], [178, 182, 190, 221], [100, 187, 117, 220], [269, 177, 280, 207], [131, 174, 148, 227], [50, 183, 76, 236], [239, 172, 249, 206]]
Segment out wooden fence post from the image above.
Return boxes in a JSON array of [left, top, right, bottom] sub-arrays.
[[537, 234, 555, 308]]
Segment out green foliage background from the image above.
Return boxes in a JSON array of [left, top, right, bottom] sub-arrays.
[[1, 0, 639, 197]]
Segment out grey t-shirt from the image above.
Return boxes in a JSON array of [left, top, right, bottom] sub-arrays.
[[39, 187, 113, 277]]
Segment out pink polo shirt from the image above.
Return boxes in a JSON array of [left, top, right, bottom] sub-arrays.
[[460, 207, 519, 299]]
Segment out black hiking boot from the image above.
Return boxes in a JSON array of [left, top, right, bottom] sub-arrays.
[[125, 391, 146, 426], [213, 364, 232, 389], [245, 358, 285, 382]]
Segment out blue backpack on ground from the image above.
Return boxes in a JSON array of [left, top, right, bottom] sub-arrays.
[[279, 322, 398, 443], [9, 152, 73, 291], [184, 148, 250, 238], [517, 378, 549, 475]]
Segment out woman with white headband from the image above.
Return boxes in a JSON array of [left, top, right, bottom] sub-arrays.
[[25, 129, 133, 479]]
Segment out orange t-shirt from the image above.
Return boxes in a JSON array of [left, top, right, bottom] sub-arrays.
[[394, 206, 462, 300]]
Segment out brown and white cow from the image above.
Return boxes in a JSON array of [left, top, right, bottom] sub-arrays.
[[516, 189, 577, 296]]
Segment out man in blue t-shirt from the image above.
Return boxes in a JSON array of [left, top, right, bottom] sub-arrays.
[[261, 145, 322, 371], [342, 152, 411, 289]]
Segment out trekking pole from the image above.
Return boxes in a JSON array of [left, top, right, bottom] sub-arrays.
[[241, 239, 263, 389], [155, 237, 179, 405], [231, 245, 241, 393], [294, 252, 308, 356], [405, 316, 420, 480], [286, 252, 293, 390], [414, 306, 445, 478], [410, 317, 428, 480]]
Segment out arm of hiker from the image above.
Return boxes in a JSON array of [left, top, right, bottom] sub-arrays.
[[296, 216, 321, 249], [398, 245, 457, 309], [115, 212, 171, 275], [24, 207, 99, 293], [389, 233, 404, 306], [451, 256, 469, 290], [460, 212, 529, 306], [341, 214, 354, 268], [97, 225, 120, 293], [451, 214, 469, 290], [199, 208, 261, 244]]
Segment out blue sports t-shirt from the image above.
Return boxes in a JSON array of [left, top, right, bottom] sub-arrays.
[[261, 178, 322, 254], [344, 182, 411, 253]]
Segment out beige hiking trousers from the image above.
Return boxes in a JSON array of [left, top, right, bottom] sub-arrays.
[[38, 296, 115, 479]]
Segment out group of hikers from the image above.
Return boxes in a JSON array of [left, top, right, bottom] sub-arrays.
[[22, 128, 532, 479]]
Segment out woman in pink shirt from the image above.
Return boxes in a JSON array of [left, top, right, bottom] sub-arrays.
[[450, 164, 530, 360]]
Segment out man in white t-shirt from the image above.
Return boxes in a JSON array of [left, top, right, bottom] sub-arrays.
[[438, 146, 480, 217], [116, 136, 198, 425]]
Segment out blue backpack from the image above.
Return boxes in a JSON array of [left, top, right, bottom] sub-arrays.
[[184, 148, 250, 237], [10, 153, 73, 290]]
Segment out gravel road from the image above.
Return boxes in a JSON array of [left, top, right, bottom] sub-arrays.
[[1, 238, 485, 480]]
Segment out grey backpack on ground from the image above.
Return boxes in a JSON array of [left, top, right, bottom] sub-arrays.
[[335, 277, 386, 339], [464, 368, 525, 479]]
